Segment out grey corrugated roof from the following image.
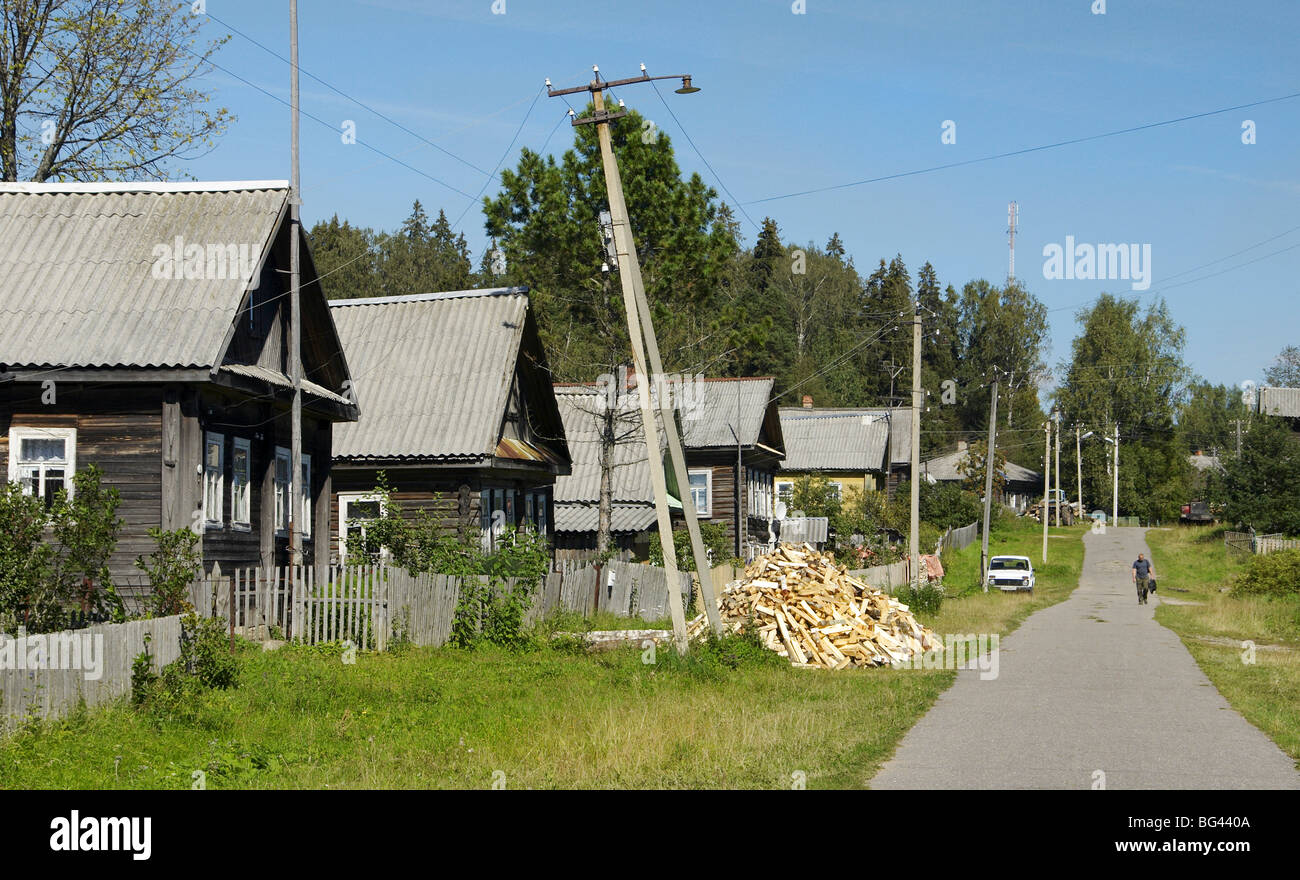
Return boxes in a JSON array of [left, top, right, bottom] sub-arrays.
[[779, 406, 910, 465], [329, 289, 529, 461], [0, 181, 287, 368], [554, 503, 657, 534], [777, 409, 889, 472], [1259, 386, 1300, 418], [680, 377, 778, 449], [1188, 453, 1225, 472], [922, 447, 1041, 485], [553, 386, 659, 504]]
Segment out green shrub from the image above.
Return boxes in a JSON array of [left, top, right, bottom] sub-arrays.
[[894, 581, 944, 616], [649, 521, 735, 569], [1232, 550, 1300, 599], [135, 528, 201, 616], [134, 613, 240, 721], [0, 466, 124, 633]]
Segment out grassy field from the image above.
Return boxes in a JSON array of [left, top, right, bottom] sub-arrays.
[[0, 518, 1088, 790], [0, 633, 952, 790], [1146, 525, 1300, 762], [923, 514, 1087, 636]]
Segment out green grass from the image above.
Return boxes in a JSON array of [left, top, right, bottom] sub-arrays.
[[1147, 525, 1300, 763], [920, 515, 1087, 637], [0, 521, 1090, 791], [0, 636, 951, 790]]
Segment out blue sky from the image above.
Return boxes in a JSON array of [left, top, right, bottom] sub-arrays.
[[185, 0, 1300, 394]]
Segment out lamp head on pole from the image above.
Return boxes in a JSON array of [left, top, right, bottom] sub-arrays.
[[675, 75, 700, 94]]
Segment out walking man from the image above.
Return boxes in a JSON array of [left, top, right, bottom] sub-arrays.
[[1132, 552, 1155, 605]]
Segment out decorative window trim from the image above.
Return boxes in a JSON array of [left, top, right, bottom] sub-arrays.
[[202, 432, 224, 527], [339, 492, 386, 564], [274, 447, 291, 535], [7, 426, 76, 503], [687, 468, 712, 517], [301, 453, 312, 539], [231, 437, 252, 529]]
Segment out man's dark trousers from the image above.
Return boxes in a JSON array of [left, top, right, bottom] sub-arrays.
[[1136, 578, 1150, 604]]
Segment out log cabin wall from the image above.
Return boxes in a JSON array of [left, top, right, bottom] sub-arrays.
[[331, 466, 557, 563], [1, 384, 164, 590]]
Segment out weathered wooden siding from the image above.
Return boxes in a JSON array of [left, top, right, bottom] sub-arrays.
[[0, 386, 164, 587]]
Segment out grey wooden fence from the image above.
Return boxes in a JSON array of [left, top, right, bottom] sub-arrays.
[[189, 559, 699, 652], [939, 522, 979, 555], [848, 559, 912, 592], [1, 616, 183, 726], [1255, 533, 1300, 555]]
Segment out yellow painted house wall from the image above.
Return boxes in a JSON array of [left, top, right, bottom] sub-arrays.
[[777, 471, 882, 498]]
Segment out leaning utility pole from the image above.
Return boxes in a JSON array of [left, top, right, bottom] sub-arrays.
[[547, 66, 720, 647], [909, 300, 922, 587], [1042, 418, 1051, 563], [979, 373, 999, 589], [288, 0, 304, 567]]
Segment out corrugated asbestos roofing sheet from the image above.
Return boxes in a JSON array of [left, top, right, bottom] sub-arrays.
[[679, 377, 776, 448], [329, 289, 528, 460], [554, 502, 657, 534], [777, 409, 889, 472], [1259, 386, 1300, 418], [0, 181, 288, 368], [779, 406, 910, 465], [921, 448, 1041, 484], [553, 386, 659, 504]]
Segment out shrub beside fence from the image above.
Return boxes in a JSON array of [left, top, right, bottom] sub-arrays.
[[1, 615, 183, 726]]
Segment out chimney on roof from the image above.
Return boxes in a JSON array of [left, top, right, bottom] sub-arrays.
[[801, 395, 813, 408], [957, 440, 968, 453]]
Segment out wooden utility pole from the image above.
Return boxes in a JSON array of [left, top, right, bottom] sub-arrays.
[[1075, 424, 1083, 518], [1042, 419, 1050, 563], [288, 0, 304, 567], [979, 374, 999, 589], [1054, 410, 1062, 527], [548, 66, 720, 646], [909, 301, 922, 587], [1112, 423, 1120, 526]]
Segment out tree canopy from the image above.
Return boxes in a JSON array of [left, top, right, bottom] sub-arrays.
[[1, 0, 232, 181]]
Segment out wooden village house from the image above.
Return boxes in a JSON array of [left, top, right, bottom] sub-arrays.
[[0, 181, 359, 593], [776, 399, 912, 504], [326, 289, 570, 561], [552, 375, 785, 561]]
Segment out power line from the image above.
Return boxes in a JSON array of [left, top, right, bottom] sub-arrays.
[[648, 78, 760, 232], [745, 89, 1300, 206], [453, 86, 546, 230], [203, 11, 496, 180], [193, 49, 476, 200]]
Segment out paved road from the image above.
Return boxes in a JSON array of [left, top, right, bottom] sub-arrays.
[[870, 527, 1300, 789]]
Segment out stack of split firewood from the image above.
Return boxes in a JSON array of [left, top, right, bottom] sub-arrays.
[[687, 543, 943, 670]]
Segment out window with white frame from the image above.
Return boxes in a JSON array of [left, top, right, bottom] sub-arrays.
[[8, 427, 76, 507], [300, 454, 312, 538], [339, 493, 385, 563], [231, 438, 251, 527], [274, 447, 290, 534], [687, 468, 711, 516], [826, 480, 842, 501], [202, 433, 224, 525], [776, 480, 793, 506]]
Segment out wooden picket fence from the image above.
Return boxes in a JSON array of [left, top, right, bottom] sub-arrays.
[[188, 559, 696, 651]]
